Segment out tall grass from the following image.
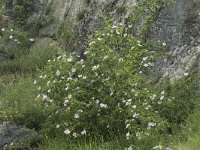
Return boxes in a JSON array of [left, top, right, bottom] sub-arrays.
[[0, 43, 57, 74], [174, 110, 200, 150], [0, 76, 48, 130]]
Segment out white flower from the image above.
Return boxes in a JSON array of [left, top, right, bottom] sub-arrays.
[[136, 132, 141, 139], [127, 146, 133, 150], [131, 89, 135, 92], [119, 58, 123, 62], [78, 74, 83, 78], [81, 129, 86, 135], [72, 68, 76, 73], [161, 91, 165, 95], [64, 129, 71, 135], [132, 105, 137, 109], [56, 70, 60, 76], [133, 113, 139, 118], [73, 132, 77, 137], [1, 28, 5, 31], [97, 37, 102, 41], [29, 38, 34, 42], [157, 100, 162, 105], [112, 25, 117, 29], [145, 105, 151, 110], [124, 33, 128, 37], [128, 24, 132, 28], [65, 86, 69, 91], [103, 55, 108, 60], [37, 86, 41, 91], [162, 42, 167, 46], [150, 95, 155, 100], [34, 80, 37, 84], [142, 57, 148, 61], [83, 76, 87, 79], [184, 72, 189, 76], [9, 35, 13, 39], [47, 81, 51, 86], [143, 63, 148, 67], [148, 122, 156, 127], [92, 65, 99, 71], [74, 113, 79, 118], [100, 103, 108, 108], [67, 57, 73, 62], [88, 41, 95, 46], [116, 30, 120, 35], [126, 124, 130, 128], [10, 29, 13, 32], [68, 94, 72, 99], [152, 145, 160, 149], [56, 124, 60, 128], [160, 95, 164, 100], [126, 132, 130, 140], [43, 94, 48, 100]]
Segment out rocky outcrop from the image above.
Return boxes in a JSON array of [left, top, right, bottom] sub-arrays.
[[150, 0, 200, 80], [0, 121, 33, 149], [28, 0, 200, 79], [1, 0, 200, 79]]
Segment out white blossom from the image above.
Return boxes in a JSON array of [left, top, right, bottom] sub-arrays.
[[56, 70, 60, 76], [100, 103, 108, 108], [81, 129, 86, 135], [126, 132, 130, 140], [9, 35, 13, 39], [67, 57, 73, 62], [29, 38, 34, 42], [64, 129, 71, 135], [74, 113, 79, 119]]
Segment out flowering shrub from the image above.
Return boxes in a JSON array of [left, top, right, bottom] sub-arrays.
[[35, 20, 170, 148]]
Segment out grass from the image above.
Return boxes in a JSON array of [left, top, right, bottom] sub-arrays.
[[0, 45, 57, 74], [38, 136, 124, 150], [0, 76, 48, 130], [174, 110, 200, 150]]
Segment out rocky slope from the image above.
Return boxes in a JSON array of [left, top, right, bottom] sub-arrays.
[[1, 0, 200, 78]]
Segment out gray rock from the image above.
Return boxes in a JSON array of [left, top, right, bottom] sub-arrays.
[[0, 121, 33, 150]]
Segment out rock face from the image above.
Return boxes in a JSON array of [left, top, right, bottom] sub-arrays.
[[1, 0, 200, 78], [29, 0, 200, 79], [150, 0, 200, 80], [0, 121, 32, 149]]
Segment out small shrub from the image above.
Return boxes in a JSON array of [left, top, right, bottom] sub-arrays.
[[11, 0, 34, 26], [35, 20, 169, 149]]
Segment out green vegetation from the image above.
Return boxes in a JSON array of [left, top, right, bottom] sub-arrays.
[[0, 0, 5, 16], [11, 0, 34, 26], [0, 0, 200, 149], [0, 28, 56, 74]]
